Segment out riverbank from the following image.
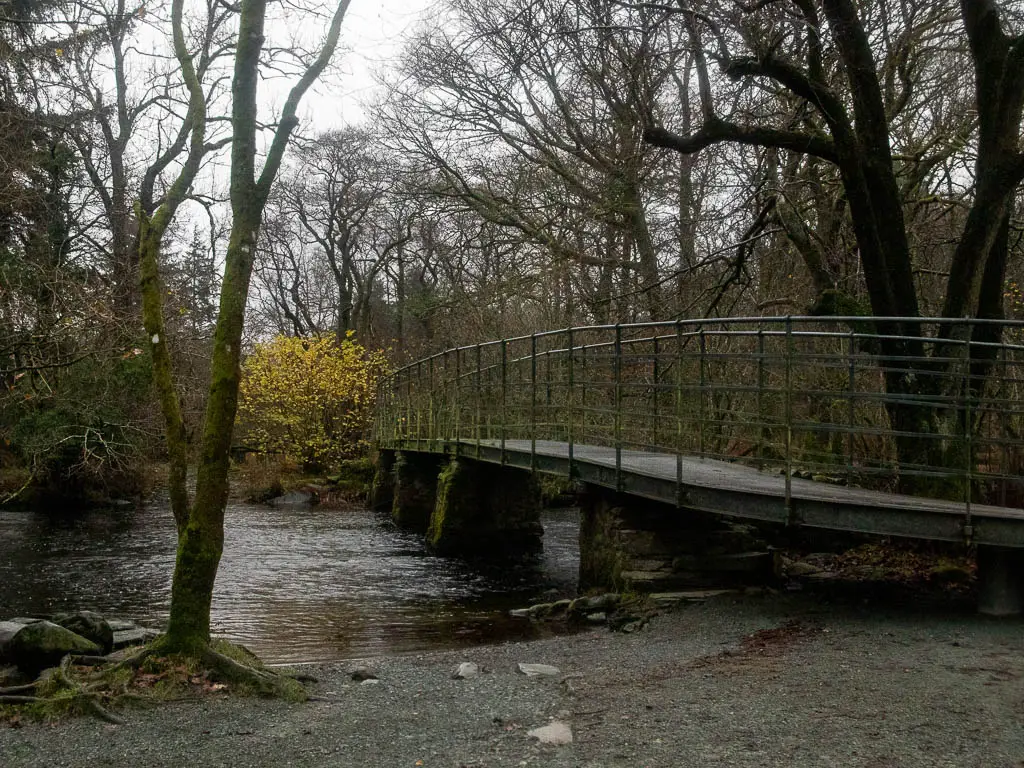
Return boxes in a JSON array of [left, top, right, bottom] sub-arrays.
[[3, 590, 1022, 767]]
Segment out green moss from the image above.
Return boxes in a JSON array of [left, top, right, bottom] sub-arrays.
[[537, 473, 578, 507], [579, 501, 628, 592], [428, 458, 466, 549]]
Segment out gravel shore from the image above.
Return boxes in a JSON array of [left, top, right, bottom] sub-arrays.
[[2, 591, 1023, 767]]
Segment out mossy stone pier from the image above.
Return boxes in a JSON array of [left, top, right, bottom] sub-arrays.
[[428, 458, 543, 557], [390, 451, 444, 533], [382, 451, 543, 557]]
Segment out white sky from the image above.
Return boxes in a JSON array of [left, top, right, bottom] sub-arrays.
[[302, 0, 439, 128]]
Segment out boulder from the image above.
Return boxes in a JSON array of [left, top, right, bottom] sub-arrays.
[[51, 611, 114, 654], [1, 620, 100, 672]]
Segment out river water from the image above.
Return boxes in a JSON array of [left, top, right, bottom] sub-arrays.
[[0, 502, 580, 664]]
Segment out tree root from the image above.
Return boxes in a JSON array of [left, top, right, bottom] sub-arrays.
[[200, 648, 306, 699], [84, 645, 160, 681], [1, 638, 307, 724], [286, 672, 319, 683], [54, 655, 125, 725], [0, 683, 39, 695], [69, 654, 115, 667]]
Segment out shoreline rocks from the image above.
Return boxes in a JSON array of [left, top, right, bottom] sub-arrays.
[[0, 612, 160, 679]]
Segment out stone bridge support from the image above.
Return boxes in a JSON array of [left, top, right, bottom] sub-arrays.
[[369, 450, 396, 512], [978, 546, 1024, 616], [375, 451, 544, 558], [389, 451, 445, 533], [578, 485, 776, 593], [428, 457, 543, 557]]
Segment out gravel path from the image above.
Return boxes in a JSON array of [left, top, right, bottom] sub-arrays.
[[2, 592, 1023, 767]]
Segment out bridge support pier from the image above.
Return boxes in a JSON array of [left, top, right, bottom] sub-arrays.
[[391, 451, 444, 533], [428, 457, 543, 557], [370, 450, 396, 511], [977, 546, 1024, 616], [579, 485, 775, 593]]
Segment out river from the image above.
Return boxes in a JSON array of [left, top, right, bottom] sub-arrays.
[[0, 501, 580, 664]]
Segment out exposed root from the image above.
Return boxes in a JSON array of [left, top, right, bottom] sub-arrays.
[[0, 683, 39, 695], [0, 695, 42, 704], [200, 648, 307, 700], [69, 655, 115, 667], [286, 672, 319, 683], [83, 696, 125, 725], [90, 645, 160, 678], [1, 638, 307, 724]]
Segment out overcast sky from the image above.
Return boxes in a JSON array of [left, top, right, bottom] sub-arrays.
[[302, 0, 439, 128]]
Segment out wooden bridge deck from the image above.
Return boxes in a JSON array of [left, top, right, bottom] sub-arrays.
[[398, 438, 1024, 548]]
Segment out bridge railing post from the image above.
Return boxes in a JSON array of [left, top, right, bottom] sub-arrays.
[[847, 327, 856, 480], [756, 324, 766, 461], [652, 334, 660, 450], [567, 328, 575, 476], [500, 338, 507, 465], [964, 319, 974, 541], [785, 316, 794, 523], [675, 320, 683, 506], [614, 323, 623, 491], [475, 344, 482, 459], [531, 333, 537, 471], [698, 326, 706, 459]]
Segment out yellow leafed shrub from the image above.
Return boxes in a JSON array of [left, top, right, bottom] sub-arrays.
[[238, 334, 388, 469]]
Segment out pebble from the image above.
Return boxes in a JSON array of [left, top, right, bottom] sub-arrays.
[[452, 662, 479, 680], [516, 663, 560, 677], [350, 665, 378, 681], [527, 721, 573, 745]]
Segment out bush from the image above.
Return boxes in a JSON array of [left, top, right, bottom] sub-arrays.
[[238, 334, 388, 471]]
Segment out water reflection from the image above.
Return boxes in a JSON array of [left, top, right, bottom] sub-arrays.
[[0, 503, 579, 664]]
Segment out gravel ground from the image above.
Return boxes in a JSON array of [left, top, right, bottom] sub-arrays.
[[2, 591, 1023, 767]]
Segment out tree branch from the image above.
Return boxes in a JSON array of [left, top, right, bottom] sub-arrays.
[[644, 119, 837, 163]]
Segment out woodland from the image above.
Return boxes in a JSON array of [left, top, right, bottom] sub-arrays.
[[2, 0, 1024, 679]]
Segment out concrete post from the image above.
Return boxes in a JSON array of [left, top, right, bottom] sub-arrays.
[[391, 451, 444, 533], [428, 457, 543, 557], [977, 546, 1024, 616]]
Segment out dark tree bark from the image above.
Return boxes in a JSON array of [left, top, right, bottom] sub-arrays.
[[645, 0, 1024, 484], [139, 0, 350, 654]]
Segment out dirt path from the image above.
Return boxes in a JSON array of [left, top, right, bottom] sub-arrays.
[[2, 592, 1023, 767]]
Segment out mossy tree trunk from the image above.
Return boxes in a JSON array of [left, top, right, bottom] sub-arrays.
[[140, 0, 351, 654]]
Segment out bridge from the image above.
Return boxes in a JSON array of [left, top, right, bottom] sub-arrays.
[[372, 317, 1024, 615]]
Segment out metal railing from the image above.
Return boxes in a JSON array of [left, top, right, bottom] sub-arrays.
[[374, 317, 1024, 514]]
